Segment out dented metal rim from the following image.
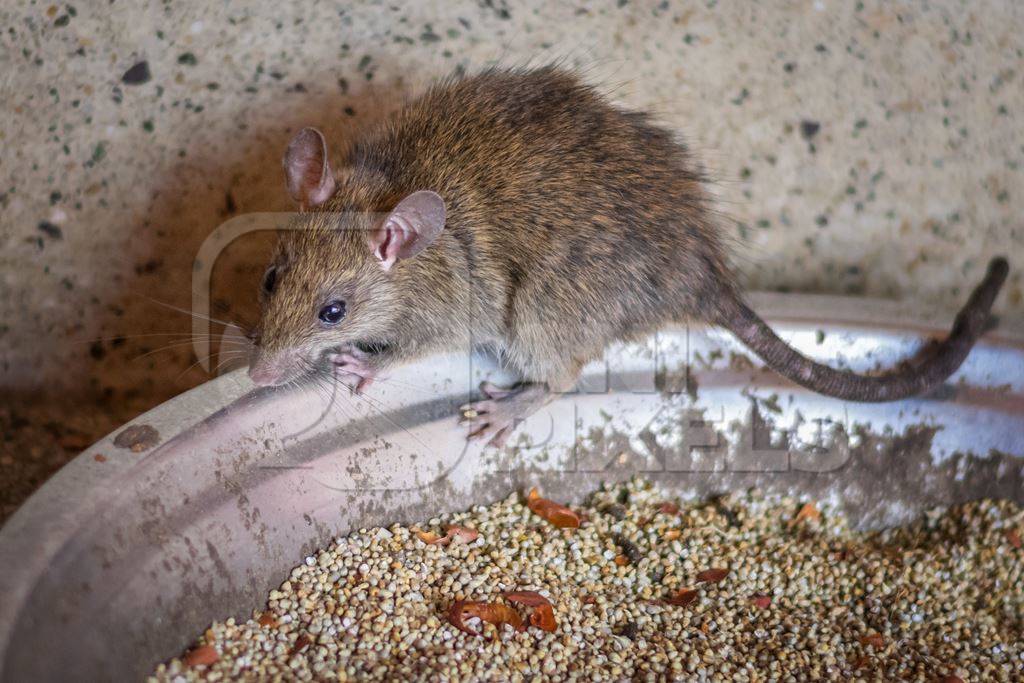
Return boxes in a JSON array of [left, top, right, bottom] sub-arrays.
[[0, 291, 1022, 682]]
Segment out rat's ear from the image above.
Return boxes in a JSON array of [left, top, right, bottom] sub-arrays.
[[283, 127, 336, 209], [370, 191, 446, 271]]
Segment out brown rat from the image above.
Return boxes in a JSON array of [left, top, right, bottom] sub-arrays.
[[248, 66, 1009, 445]]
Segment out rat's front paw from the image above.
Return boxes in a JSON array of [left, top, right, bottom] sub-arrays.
[[327, 346, 377, 394]]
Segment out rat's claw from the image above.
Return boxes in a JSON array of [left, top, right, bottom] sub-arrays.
[[461, 397, 513, 445], [464, 416, 514, 447], [487, 426, 513, 448], [334, 370, 372, 394], [328, 348, 377, 394]]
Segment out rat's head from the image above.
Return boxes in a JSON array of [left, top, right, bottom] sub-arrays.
[[248, 127, 446, 387]]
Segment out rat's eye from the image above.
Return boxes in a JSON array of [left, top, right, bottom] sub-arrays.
[[262, 267, 278, 294], [318, 300, 346, 326]]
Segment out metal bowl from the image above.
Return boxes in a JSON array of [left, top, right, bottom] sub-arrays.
[[1, 292, 1021, 681]]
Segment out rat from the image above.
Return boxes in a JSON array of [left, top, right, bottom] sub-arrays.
[[248, 66, 1009, 446]]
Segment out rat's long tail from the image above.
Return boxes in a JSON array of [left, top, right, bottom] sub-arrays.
[[715, 257, 1009, 402]]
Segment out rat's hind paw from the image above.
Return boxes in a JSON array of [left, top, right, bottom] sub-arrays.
[[459, 381, 548, 448]]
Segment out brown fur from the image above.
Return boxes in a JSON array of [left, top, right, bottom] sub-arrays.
[[255, 66, 735, 389], [253, 65, 1007, 403]]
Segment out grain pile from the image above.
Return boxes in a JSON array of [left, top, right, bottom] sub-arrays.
[[152, 480, 1023, 681]]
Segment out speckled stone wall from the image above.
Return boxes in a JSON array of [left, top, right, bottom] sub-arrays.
[[1, 0, 1022, 518]]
